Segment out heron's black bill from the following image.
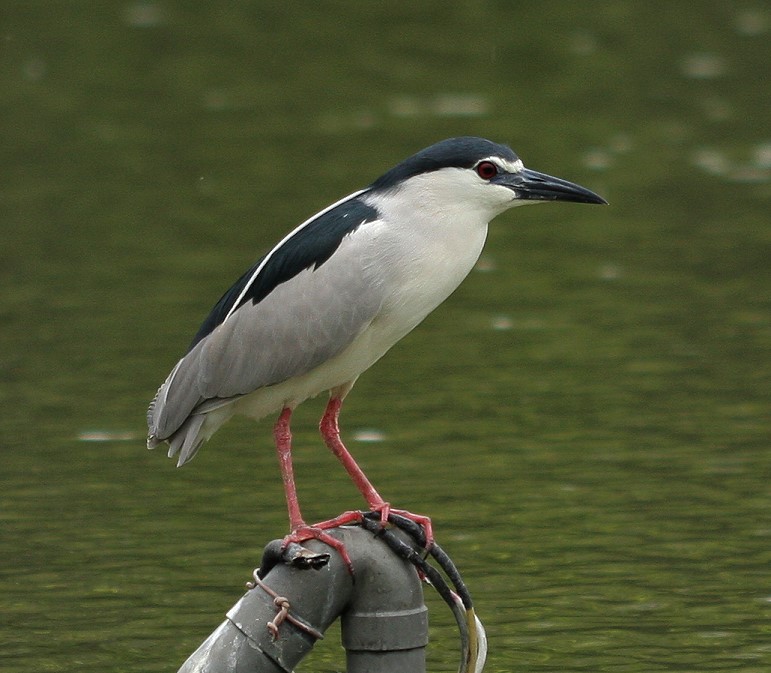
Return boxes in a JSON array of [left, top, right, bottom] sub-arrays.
[[497, 168, 608, 205]]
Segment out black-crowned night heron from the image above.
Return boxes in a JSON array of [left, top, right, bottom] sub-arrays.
[[147, 136, 606, 562]]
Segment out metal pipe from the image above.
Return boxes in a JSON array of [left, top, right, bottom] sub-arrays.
[[176, 525, 427, 673]]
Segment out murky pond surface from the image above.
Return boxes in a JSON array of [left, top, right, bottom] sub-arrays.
[[1, 3, 769, 672]]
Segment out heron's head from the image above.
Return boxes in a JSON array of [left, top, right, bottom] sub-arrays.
[[368, 136, 607, 221]]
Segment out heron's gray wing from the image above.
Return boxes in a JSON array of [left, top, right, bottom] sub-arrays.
[[152, 248, 384, 437], [147, 215, 387, 443]]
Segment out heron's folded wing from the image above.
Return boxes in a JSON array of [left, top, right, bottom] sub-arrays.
[[147, 227, 386, 441]]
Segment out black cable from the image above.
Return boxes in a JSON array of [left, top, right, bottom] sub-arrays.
[[361, 512, 475, 611]]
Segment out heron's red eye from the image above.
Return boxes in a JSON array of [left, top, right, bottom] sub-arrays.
[[475, 161, 498, 180]]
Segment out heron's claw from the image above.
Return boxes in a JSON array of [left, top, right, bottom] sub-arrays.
[[371, 505, 434, 550]]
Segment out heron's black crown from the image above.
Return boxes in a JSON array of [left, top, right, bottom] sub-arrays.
[[370, 137, 519, 192]]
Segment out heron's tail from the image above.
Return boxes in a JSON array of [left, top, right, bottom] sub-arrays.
[[147, 388, 235, 467], [147, 412, 210, 465]]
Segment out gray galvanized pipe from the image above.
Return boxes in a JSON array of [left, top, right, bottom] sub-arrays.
[[177, 525, 427, 673]]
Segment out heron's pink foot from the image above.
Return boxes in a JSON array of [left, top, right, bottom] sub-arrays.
[[366, 502, 433, 549], [282, 523, 357, 574], [387, 507, 434, 549]]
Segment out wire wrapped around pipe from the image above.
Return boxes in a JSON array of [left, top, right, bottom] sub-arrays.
[[360, 512, 487, 673]]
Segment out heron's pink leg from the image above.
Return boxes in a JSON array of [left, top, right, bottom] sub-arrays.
[[273, 407, 355, 570], [319, 396, 434, 546], [320, 397, 385, 508], [273, 407, 304, 530]]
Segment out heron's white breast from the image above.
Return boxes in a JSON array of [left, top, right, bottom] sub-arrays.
[[361, 178, 490, 338]]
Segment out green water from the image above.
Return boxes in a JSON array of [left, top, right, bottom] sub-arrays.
[[1, 3, 769, 671]]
